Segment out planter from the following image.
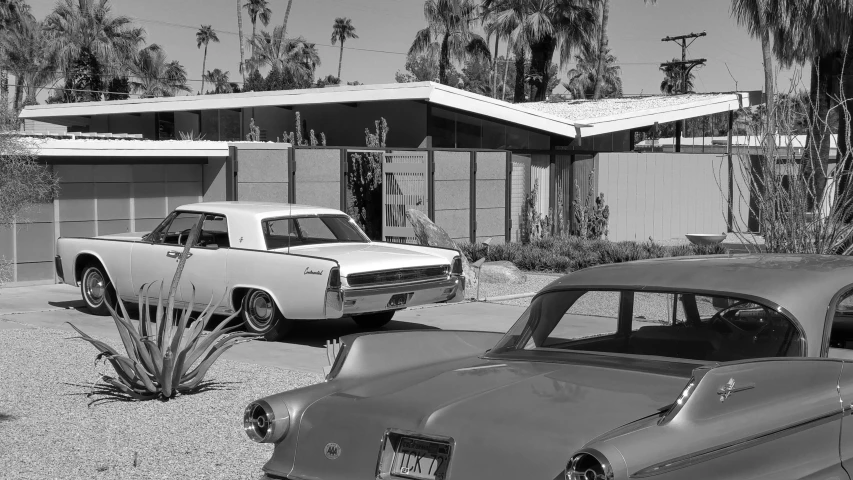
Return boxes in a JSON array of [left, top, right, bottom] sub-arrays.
[[685, 233, 727, 246]]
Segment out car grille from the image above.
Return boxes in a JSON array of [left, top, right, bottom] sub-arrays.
[[347, 265, 449, 287]]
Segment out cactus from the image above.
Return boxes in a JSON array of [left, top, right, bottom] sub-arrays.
[[246, 118, 261, 142], [309, 129, 318, 146]]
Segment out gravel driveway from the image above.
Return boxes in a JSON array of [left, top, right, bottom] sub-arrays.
[[0, 327, 323, 479], [477, 272, 562, 307]]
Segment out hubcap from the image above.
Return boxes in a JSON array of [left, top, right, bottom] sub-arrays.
[[84, 270, 105, 305], [248, 292, 273, 328]]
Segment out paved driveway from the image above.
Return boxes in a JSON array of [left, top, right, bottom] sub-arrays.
[[0, 284, 525, 374]]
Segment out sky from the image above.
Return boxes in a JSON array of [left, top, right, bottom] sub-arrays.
[[25, 0, 806, 97]]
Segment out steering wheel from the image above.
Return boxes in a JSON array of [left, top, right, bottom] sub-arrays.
[[709, 301, 773, 339], [177, 228, 192, 246]]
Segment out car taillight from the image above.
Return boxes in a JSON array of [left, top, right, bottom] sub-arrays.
[[328, 267, 341, 289], [451, 256, 463, 275]]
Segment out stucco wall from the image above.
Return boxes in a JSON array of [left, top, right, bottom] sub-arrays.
[[595, 152, 728, 242], [235, 144, 290, 203], [294, 148, 340, 210], [434, 151, 470, 243], [475, 152, 506, 244]]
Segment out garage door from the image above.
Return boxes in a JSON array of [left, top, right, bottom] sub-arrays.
[[5, 163, 203, 284]]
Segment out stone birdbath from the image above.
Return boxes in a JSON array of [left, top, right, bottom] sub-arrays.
[[685, 233, 727, 246]]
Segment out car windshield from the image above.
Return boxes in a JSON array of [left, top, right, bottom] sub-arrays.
[[262, 215, 368, 249], [490, 289, 803, 363]]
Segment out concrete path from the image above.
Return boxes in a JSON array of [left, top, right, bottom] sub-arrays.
[[0, 284, 525, 374]]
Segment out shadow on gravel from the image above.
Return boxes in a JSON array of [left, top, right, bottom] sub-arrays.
[[61, 380, 242, 407], [0, 413, 14, 422]]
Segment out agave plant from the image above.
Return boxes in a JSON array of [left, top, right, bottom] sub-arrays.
[[69, 223, 257, 400]]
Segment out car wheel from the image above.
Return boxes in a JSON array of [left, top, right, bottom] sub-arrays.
[[242, 289, 293, 341], [352, 311, 395, 329], [80, 263, 113, 316]]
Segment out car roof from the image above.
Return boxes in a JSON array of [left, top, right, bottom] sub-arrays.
[[540, 254, 853, 355], [176, 201, 345, 218]]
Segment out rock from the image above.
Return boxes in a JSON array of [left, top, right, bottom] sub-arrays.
[[406, 209, 477, 299], [479, 261, 527, 284]]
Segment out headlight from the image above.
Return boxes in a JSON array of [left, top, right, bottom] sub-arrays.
[[451, 256, 463, 275], [244, 399, 290, 443], [566, 451, 613, 480]]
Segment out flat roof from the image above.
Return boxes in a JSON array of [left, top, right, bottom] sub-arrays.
[[177, 201, 344, 218], [26, 138, 230, 157], [20, 82, 758, 139]]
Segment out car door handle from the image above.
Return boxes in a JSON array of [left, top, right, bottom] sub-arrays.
[[166, 250, 192, 259]]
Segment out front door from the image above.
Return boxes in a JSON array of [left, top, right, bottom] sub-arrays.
[[131, 211, 227, 310]]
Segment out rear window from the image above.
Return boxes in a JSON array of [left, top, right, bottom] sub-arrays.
[[262, 215, 367, 249], [492, 289, 803, 363]]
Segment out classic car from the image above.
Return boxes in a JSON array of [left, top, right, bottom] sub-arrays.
[[54, 201, 464, 340], [244, 254, 853, 480]]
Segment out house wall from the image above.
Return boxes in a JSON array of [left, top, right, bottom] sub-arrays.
[[434, 151, 471, 243], [595, 152, 728, 242], [509, 154, 531, 242], [235, 144, 290, 203], [474, 152, 507, 245], [294, 148, 340, 209]]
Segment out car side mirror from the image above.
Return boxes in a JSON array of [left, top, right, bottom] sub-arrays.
[[141, 233, 149, 241]]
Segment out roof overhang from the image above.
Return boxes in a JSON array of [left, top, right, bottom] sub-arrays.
[[27, 138, 230, 157]]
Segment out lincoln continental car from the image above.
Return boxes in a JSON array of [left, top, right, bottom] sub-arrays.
[[54, 201, 464, 340], [245, 255, 853, 480]]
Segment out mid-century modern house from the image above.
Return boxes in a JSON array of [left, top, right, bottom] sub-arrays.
[[6, 82, 760, 285]]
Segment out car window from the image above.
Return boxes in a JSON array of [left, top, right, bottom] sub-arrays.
[[828, 290, 853, 358], [262, 215, 367, 249], [196, 214, 230, 248], [494, 289, 803, 363], [149, 212, 202, 246]]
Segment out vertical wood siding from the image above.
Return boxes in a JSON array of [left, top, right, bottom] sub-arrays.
[[595, 153, 729, 242], [509, 154, 530, 242]]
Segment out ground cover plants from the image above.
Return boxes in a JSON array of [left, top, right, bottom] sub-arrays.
[[460, 236, 726, 273], [68, 223, 258, 401]]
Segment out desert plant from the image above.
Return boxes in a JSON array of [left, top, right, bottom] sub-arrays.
[[572, 169, 609, 240], [69, 223, 258, 401], [246, 117, 261, 141], [347, 118, 388, 239], [0, 129, 60, 226], [178, 130, 206, 141], [0, 255, 11, 286]]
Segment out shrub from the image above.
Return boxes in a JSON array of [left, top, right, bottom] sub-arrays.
[[69, 225, 258, 401], [460, 236, 726, 273]]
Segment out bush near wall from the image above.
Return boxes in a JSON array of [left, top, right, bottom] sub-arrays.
[[459, 237, 726, 273]]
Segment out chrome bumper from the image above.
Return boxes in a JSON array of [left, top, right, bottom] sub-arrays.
[[338, 276, 465, 316]]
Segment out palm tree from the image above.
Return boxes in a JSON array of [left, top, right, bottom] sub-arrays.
[[246, 26, 320, 88], [196, 25, 219, 93], [236, 0, 245, 84], [128, 45, 191, 97], [44, 0, 146, 101], [0, 13, 58, 110], [659, 58, 695, 94], [409, 0, 490, 86], [483, 0, 525, 101], [564, 44, 621, 99], [244, 0, 271, 59], [331, 17, 358, 80], [281, 0, 294, 37], [0, 0, 29, 108], [203, 68, 233, 94]]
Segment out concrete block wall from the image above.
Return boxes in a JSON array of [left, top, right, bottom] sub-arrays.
[[234, 144, 290, 203], [294, 149, 340, 210], [433, 151, 471, 243], [475, 152, 506, 244]]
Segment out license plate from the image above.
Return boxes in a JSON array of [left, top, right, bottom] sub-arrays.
[[388, 293, 410, 308], [392, 437, 450, 480]]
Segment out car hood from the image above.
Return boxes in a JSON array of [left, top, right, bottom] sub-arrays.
[[275, 243, 447, 275], [281, 357, 689, 480], [95, 232, 147, 242]]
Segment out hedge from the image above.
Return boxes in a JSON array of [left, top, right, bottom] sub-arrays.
[[459, 236, 726, 273]]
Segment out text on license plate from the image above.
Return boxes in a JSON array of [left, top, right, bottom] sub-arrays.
[[392, 437, 450, 480]]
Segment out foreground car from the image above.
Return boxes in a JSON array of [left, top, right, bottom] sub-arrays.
[[55, 201, 464, 340], [245, 255, 853, 479]]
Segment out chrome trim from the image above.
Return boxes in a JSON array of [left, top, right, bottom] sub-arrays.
[[716, 378, 754, 402], [345, 275, 452, 291], [631, 409, 842, 478], [343, 277, 459, 298], [243, 399, 290, 444], [566, 449, 614, 480], [345, 265, 450, 289]]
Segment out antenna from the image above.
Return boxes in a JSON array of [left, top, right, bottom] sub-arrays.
[[288, 195, 292, 255]]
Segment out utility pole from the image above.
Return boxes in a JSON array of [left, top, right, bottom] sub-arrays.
[[661, 32, 707, 152]]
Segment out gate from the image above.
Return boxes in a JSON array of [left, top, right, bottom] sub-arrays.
[[382, 151, 429, 243]]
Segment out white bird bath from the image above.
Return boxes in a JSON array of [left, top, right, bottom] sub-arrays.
[[685, 233, 727, 246]]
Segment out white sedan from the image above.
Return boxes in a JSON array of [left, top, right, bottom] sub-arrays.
[[55, 202, 465, 340]]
